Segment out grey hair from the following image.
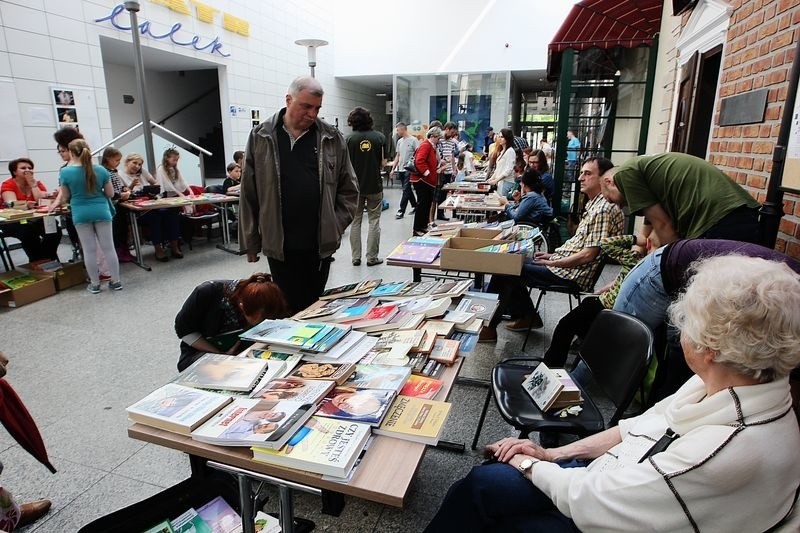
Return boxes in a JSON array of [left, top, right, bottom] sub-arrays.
[[427, 127, 443, 138], [668, 255, 800, 382], [288, 76, 324, 97]]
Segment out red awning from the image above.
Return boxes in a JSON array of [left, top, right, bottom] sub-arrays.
[[548, 0, 663, 78]]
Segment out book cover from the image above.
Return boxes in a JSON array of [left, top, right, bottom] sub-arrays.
[[370, 281, 409, 297], [405, 280, 440, 297], [455, 317, 483, 334], [329, 298, 378, 322], [191, 398, 315, 449], [143, 520, 175, 533], [317, 386, 396, 426], [340, 303, 399, 329], [126, 383, 232, 435], [359, 344, 412, 367], [171, 509, 212, 533], [357, 310, 415, 333], [343, 364, 412, 393], [418, 320, 455, 338], [253, 512, 280, 533], [175, 354, 268, 392], [521, 363, 563, 411], [252, 416, 372, 478], [294, 300, 349, 320], [449, 331, 478, 357], [289, 361, 355, 385], [400, 374, 443, 399], [387, 243, 441, 264], [551, 368, 583, 405], [240, 320, 350, 353], [427, 338, 461, 365], [1, 274, 39, 290], [318, 282, 360, 300], [410, 330, 436, 354], [373, 395, 452, 445], [423, 297, 452, 318], [406, 236, 448, 246], [375, 329, 426, 351], [352, 278, 382, 296], [196, 496, 242, 533], [249, 349, 303, 378], [249, 377, 334, 404], [441, 310, 476, 325], [455, 296, 499, 323]]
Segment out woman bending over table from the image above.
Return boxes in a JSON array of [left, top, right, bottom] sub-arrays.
[[175, 273, 290, 371], [58, 139, 121, 293], [426, 255, 800, 533], [1, 158, 61, 262]]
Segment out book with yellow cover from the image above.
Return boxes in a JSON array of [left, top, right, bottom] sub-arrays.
[[372, 395, 452, 445]]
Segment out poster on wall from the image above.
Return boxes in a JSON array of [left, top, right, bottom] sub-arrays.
[[783, 98, 800, 194], [53, 89, 79, 131], [251, 109, 261, 129], [50, 86, 102, 152]]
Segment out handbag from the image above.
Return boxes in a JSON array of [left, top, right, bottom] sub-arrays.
[[403, 146, 420, 174]]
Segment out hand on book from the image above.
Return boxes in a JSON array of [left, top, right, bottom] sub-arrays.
[[485, 437, 551, 463]]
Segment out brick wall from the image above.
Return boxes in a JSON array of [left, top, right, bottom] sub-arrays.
[[706, 0, 800, 257]]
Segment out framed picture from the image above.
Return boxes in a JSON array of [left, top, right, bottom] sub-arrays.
[[54, 90, 74, 106], [57, 107, 78, 124]]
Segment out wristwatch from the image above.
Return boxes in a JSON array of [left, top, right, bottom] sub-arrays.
[[517, 458, 539, 475]]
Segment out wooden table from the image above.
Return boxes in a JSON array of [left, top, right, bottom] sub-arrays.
[[438, 194, 504, 223], [120, 194, 239, 271], [129, 357, 463, 533], [0, 208, 67, 270]]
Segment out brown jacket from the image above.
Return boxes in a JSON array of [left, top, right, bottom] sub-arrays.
[[238, 110, 359, 260]]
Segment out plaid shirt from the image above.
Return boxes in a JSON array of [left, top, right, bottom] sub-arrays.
[[548, 194, 624, 291]]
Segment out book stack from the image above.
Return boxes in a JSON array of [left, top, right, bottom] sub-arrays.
[[521, 363, 584, 412], [141, 495, 280, 533], [318, 279, 382, 300], [239, 319, 351, 354]]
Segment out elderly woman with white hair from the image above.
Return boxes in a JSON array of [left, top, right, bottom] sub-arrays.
[[426, 255, 800, 533]]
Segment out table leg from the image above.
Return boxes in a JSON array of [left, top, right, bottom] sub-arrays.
[[278, 485, 294, 533], [128, 210, 151, 271], [321, 490, 344, 516], [216, 202, 245, 255], [238, 473, 256, 533], [412, 267, 421, 282]]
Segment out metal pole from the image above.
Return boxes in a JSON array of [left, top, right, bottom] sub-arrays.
[[124, 2, 157, 175], [553, 48, 575, 218], [309, 64, 315, 78], [760, 37, 800, 247]]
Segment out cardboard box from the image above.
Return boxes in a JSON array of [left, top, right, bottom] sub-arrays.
[[440, 237, 524, 275], [457, 228, 503, 240], [0, 271, 56, 308], [17, 261, 87, 291]]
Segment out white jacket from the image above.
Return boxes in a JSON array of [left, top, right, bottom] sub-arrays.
[[533, 375, 800, 532], [492, 147, 516, 185]]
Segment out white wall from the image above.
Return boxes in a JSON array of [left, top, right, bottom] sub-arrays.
[[333, 0, 580, 76]]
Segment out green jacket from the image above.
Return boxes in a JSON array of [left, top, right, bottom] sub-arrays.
[[238, 111, 359, 260]]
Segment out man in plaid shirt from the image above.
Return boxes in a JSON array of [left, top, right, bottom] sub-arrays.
[[480, 157, 624, 342]]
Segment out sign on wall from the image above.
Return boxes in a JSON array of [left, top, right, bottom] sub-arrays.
[[51, 86, 102, 151], [783, 104, 800, 194]]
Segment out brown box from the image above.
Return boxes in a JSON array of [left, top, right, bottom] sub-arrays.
[[440, 237, 524, 275], [17, 261, 87, 291], [0, 271, 56, 308], [457, 228, 503, 239]]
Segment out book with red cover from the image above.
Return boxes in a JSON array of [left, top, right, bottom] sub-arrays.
[[340, 303, 399, 329], [400, 374, 443, 399]]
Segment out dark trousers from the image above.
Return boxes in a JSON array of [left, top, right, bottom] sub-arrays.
[[435, 173, 453, 218], [701, 205, 760, 244], [487, 265, 578, 328], [397, 171, 417, 213], [62, 214, 80, 249], [268, 250, 332, 314], [2, 220, 61, 262], [543, 296, 605, 367], [424, 461, 580, 533], [413, 181, 435, 234], [141, 208, 180, 245], [112, 208, 128, 250]]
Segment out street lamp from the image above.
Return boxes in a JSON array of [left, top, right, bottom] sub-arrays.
[[124, 1, 156, 174], [294, 39, 328, 78]]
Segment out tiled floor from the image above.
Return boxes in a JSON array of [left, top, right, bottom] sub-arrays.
[[2, 185, 618, 532]]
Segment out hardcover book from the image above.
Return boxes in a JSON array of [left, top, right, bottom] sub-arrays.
[[387, 242, 441, 264], [521, 364, 582, 411], [316, 386, 396, 426], [343, 364, 412, 393], [400, 374, 444, 399], [288, 361, 356, 385], [249, 377, 335, 404], [191, 398, 316, 449], [427, 338, 461, 365], [126, 383, 232, 436], [174, 354, 268, 392], [373, 395, 452, 445], [251, 416, 372, 478]]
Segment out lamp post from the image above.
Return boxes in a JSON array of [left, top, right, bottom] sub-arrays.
[[294, 39, 328, 78], [124, 1, 156, 174]]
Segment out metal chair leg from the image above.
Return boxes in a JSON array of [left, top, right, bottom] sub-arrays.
[[471, 386, 493, 450]]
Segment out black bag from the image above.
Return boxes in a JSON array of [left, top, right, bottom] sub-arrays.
[[403, 146, 420, 174]]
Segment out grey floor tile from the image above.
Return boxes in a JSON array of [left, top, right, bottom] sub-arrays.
[[111, 443, 192, 489]]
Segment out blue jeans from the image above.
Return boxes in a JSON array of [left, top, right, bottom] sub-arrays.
[[425, 461, 582, 533], [487, 264, 577, 328], [612, 246, 669, 332], [397, 171, 417, 214]]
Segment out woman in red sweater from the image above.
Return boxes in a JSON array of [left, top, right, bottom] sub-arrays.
[[410, 127, 443, 235]]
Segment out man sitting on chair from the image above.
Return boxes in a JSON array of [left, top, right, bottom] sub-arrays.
[[479, 157, 623, 343]]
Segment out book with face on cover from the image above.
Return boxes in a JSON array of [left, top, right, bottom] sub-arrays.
[[249, 377, 335, 404], [251, 416, 372, 478], [191, 398, 316, 448], [316, 386, 396, 426], [126, 383, 232, 436], [372, 395, 452, 445], [288, 361, 356, 385], [175, 353, 269, 392]]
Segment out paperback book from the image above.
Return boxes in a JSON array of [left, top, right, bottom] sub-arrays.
[[400, 374, 443, 399], [171, 509, 211, 533], [427, 338, 461, 365], [316, 386, 396, 426], [370, 280, 409, 297], [387, 242, 441, 264], [328, 297, 379, 323], [251, 416, 372, 478], [126, 383, 232, 436], [521, 364, 582, 411], [191, 398, 315, 448], [343, 364, 412, 393], [373, 395, 452, 445], [449, 331, 478, 357], [240, 319, 351, 353], [249, 377, 335, 404], [455, 295, 499, 322], [288, 361, 356, 385], [196, 496, 242, 533], [339, 303, 399, 329], [174, 354, 268, 392], [418, 320, 455, 338]]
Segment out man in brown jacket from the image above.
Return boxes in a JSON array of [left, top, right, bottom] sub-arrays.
[[239, 76, 359, 313]]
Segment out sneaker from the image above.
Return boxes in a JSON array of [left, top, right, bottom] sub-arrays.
[[87, 283, 101, 294], [395, 211, 404, 219], [366, 258, 383, 266], [478, 326, 498, 343], [99, 273, 112, 282], [409, 207, 416, 214], [108, 280, 123, 291], [352, 259, 361, 266], [505, 313, 544, 331]]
